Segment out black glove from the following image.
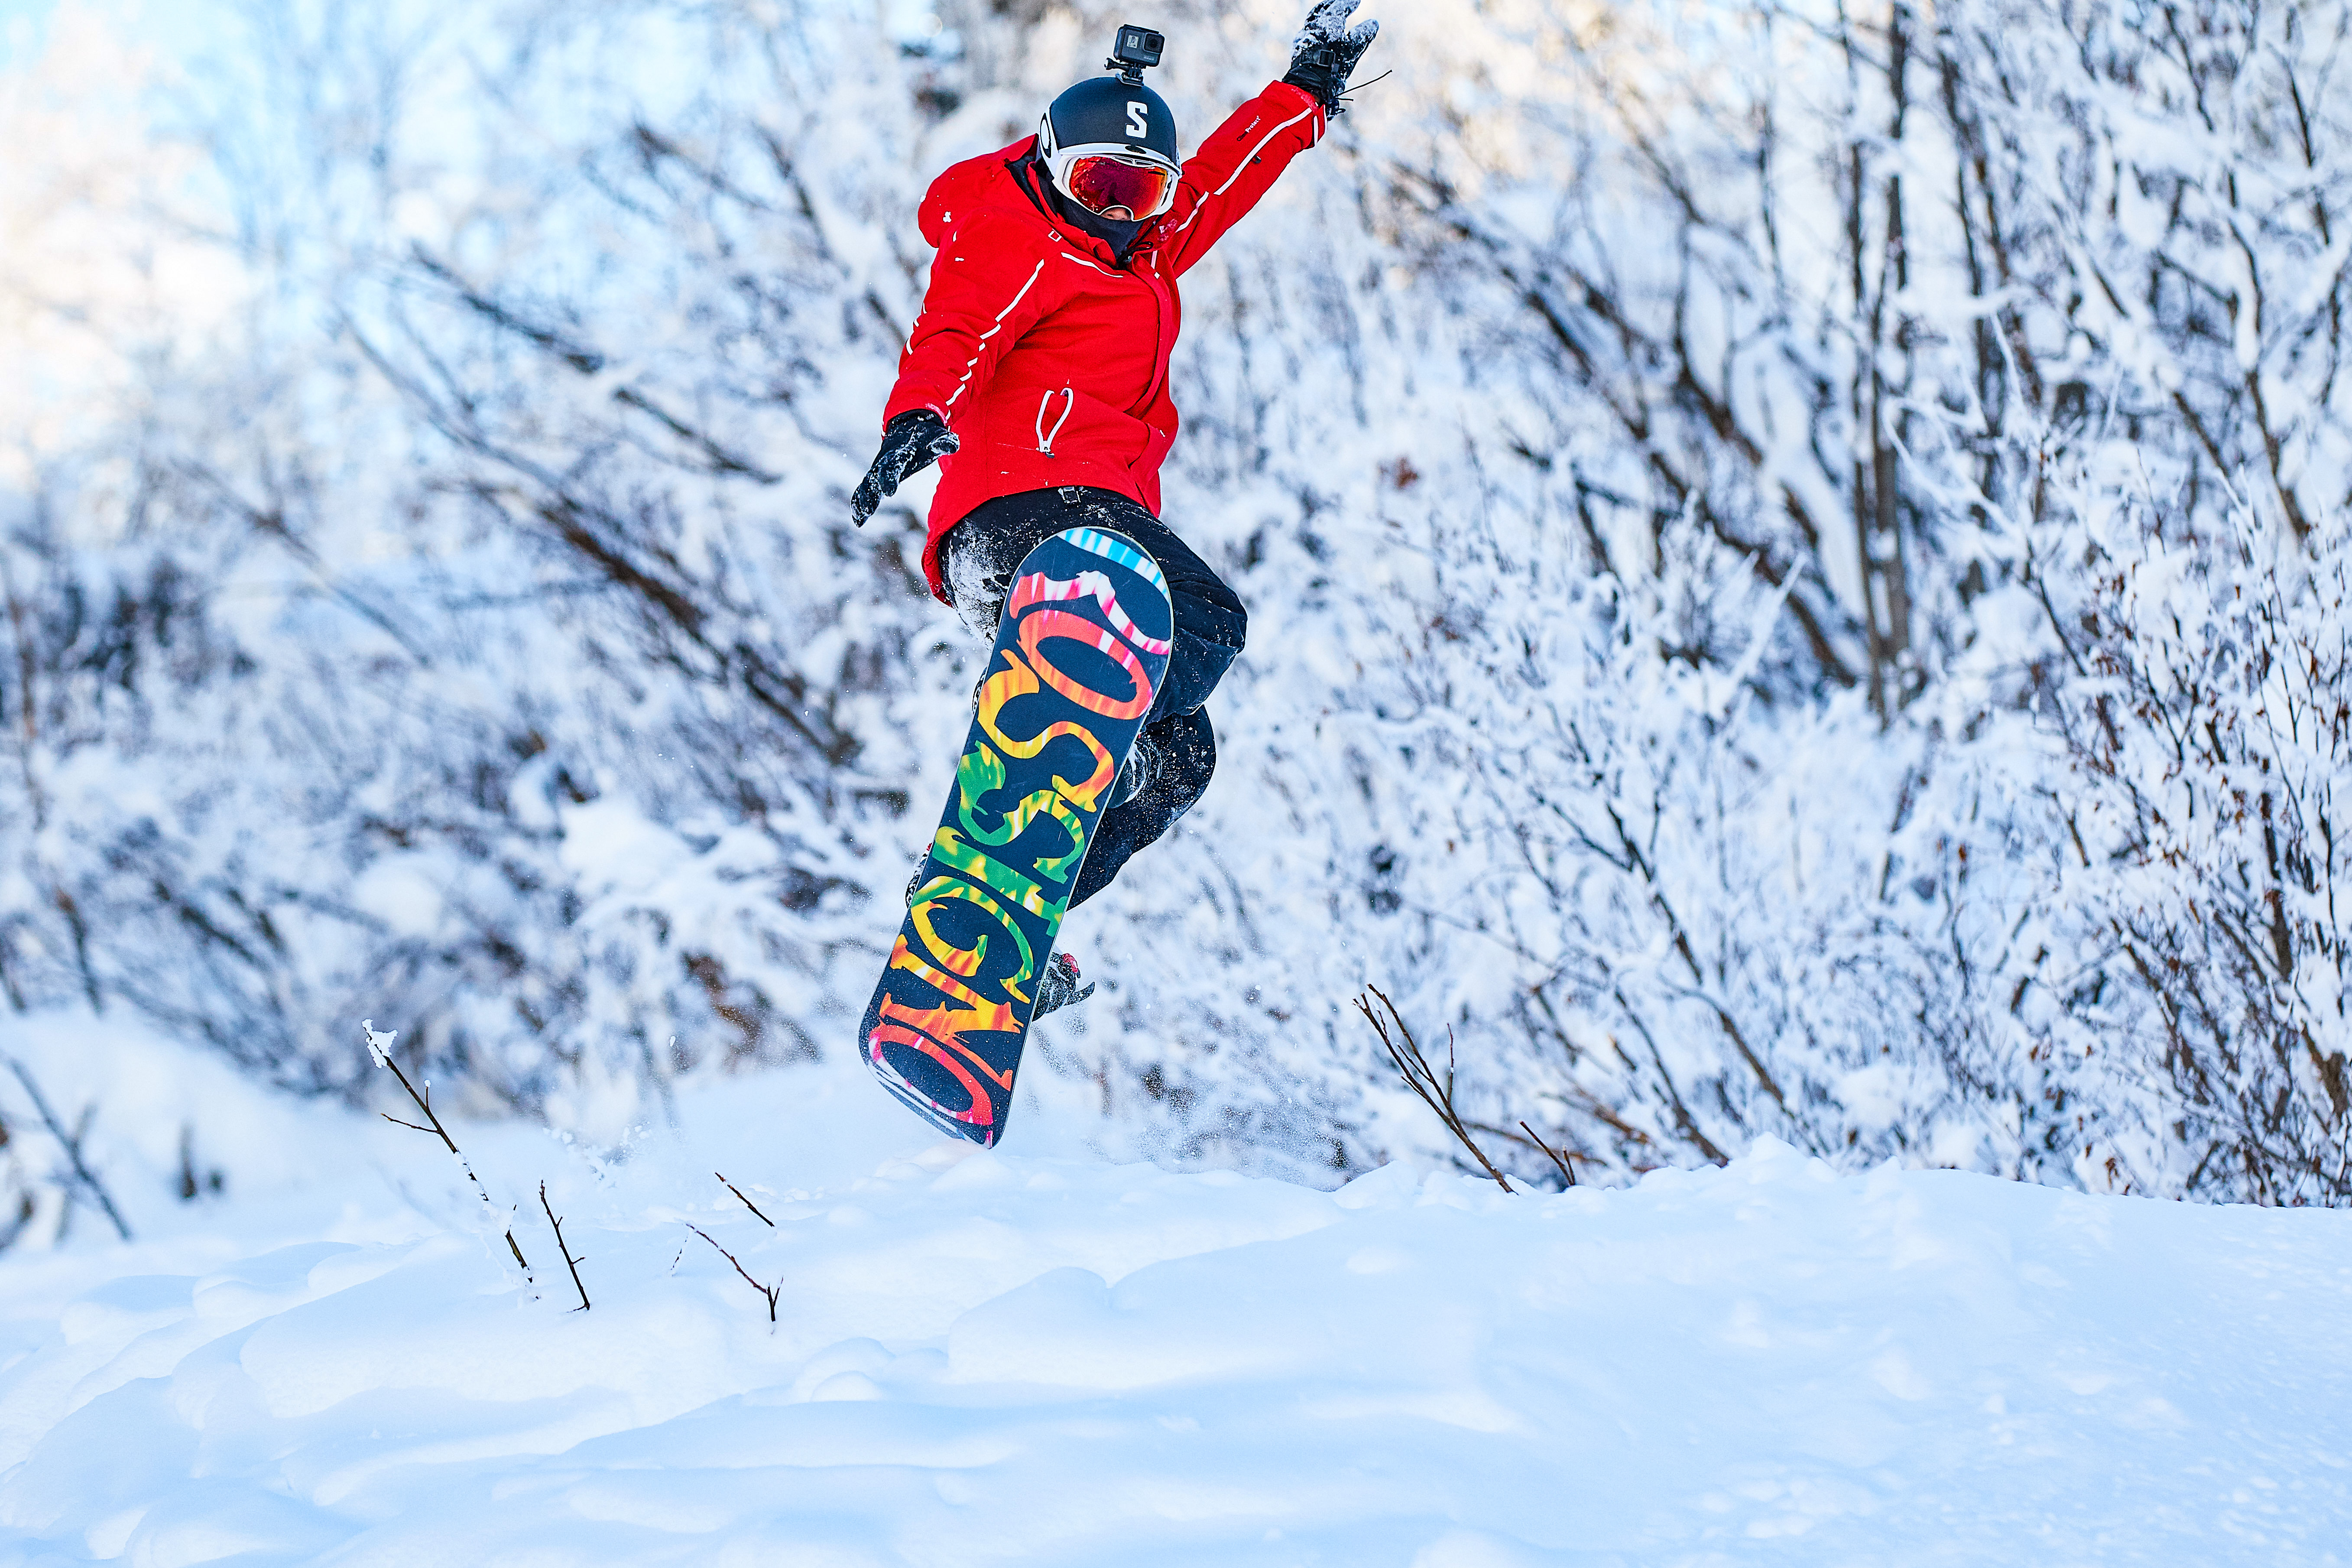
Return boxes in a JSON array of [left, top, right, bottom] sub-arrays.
[[1283, 0, 1380, 117], [850, 409, 959, 527]]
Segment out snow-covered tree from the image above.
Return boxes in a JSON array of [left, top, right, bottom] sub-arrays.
[[6, 0, 2350, 1201]]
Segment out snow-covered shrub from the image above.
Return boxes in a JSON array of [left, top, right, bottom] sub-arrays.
[[1912, 0, 2352, 1201], [6, 0, 2352, 1202], [2018, 495, 2352, 1202], [5, 2, 925, 1118], [1949, 0, 2352, 541], [1424, 523, 1987, 1175]]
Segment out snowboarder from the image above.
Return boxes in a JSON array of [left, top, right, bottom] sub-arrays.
[[851, 3, 1382, 1017]]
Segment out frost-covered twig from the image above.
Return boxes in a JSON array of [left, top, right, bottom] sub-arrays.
[[685, 1221, 780, 1321], [1353, 988, 1514, 1194], [363, 1021, 534, 1283], [716, 1171, 774, 1226], [539, 1181, 589, 1311], [3, 1054, 132, 1240]]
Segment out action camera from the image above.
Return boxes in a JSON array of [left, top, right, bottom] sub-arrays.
[[1108, 24, 1165, 80]]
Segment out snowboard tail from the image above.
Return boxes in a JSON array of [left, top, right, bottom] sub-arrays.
[[861, 527, 1174, 1144]]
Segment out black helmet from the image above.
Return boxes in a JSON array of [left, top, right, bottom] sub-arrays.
[[1036, 76, 1182, 225], [1039, 76, 1178, 165]]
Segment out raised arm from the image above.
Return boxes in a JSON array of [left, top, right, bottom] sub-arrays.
[[1153, 83, 1325, 279], [1155, 1, 1382, 278]]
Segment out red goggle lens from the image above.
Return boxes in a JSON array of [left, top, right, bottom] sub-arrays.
[[1062, 155, 1175, 220]]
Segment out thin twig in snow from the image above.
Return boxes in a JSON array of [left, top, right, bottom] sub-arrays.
[[363, 1021, 534, 1284], [1353, 987, 1515, 1194], [716, 1172, 774, 1225], [1520, 1122, 1578, 1188], [3, 1055, 132, 1240], [685, 1222, 780, 1321], [539, 1181, 590, 1311]]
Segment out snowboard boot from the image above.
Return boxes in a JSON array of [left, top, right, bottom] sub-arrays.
[[1031, 951, 1095, 1020]]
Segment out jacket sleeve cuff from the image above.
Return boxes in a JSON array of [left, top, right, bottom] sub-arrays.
[[1267, 78, 1327, 138], [880, 395, 949, 431]]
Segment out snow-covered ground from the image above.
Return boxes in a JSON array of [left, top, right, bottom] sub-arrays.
[[2, 1023, 2349, 1566]]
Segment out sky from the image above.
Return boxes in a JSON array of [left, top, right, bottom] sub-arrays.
[[0, 0, 49, 67], [0, 1, 220, 71]]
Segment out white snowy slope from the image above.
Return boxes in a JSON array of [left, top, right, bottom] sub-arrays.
[[2, 1041, 2350, 1567]]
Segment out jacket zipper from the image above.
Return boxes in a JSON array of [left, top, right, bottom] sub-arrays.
[[1134, 257, 1173, 423], [1035, 388, 1075, 456]]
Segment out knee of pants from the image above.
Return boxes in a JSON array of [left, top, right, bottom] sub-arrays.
[[1155, 593, 1246, 721], [1115, 504, 1245, 666], [1068, 708, 1217, 909], [1178, 586, 1246, 661], [1148, 706, 1218, 820]]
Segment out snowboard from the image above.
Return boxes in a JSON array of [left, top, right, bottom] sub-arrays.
[[861, 526, 1174, 1145]]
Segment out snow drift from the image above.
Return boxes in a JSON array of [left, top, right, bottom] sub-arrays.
[[2, 1039, 2348, 1565], [3, 0, 2349, 1200]]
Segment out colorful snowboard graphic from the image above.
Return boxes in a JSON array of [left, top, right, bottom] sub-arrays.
[[861, 527, 1174, 1145]]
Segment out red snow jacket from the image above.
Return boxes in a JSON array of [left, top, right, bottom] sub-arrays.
[[882, 81, 1327, 601]]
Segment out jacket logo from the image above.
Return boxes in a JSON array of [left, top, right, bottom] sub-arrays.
[[1126, 101, 1149, 140]]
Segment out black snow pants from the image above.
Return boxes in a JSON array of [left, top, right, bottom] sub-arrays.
[[939, 486, 1245, 910]]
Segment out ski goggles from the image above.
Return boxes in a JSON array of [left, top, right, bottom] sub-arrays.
[[1045, 145, 1180, 221]]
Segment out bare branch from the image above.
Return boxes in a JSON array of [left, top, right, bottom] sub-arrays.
[[3, 1055, 131, 1240], [1519, 1122, 1579, 1188], [716, 1172, 774, 1226], [685, 1221, 780, 1321], [539, 1182, 590, 1312], [1353, 987, 1515, 1193], [363, 1022, 534, 1284]]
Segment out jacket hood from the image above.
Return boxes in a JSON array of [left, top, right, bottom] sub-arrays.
[[917, 139, 1127, 267], [915, 146, 1012, 248]]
